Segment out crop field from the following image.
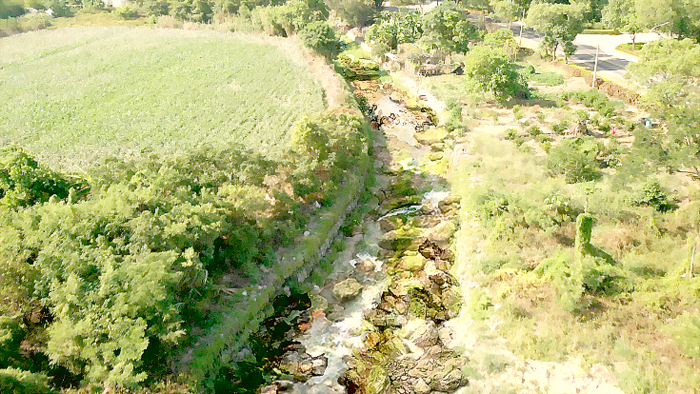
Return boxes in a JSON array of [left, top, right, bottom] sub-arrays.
[[0, 27, 326, 170]]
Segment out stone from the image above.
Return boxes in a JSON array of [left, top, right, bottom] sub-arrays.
[[398, 254, 426, 271], [364, 330, 383, 349], [414, 127, 448, 145], [261, 385, 277, 394], [413, 378, 431, 394], [409, 320, 439, 348], [427, 152, 444, 161], [367, 365, 390, 394], [327, 304, 346, 321], [430, 143, 445, 152], [378, 230, 413, 251], [310, 294, 329, 312], [438, 326, 455, 347], [379, 218, 397, 232], [424, 221, 457, 249], [311, 356, 328, 376], [333, 278, 362, 302], [275, 380, 294, 392], [356, 258, 376, 274], [279, 352, 315, 381], [438, 194, 461, 213], [430, 369, 466, 392], [418, 239, 451, 261]]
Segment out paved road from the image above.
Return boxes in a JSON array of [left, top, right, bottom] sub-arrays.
[[508, 21, 663, 83], [395, 1, 665, 85]]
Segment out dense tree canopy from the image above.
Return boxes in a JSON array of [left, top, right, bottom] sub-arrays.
[[526, 1, 587, 60], [627, 38, 700, 179], [463, 45, 528, 103], [421, 1, 481, 53]]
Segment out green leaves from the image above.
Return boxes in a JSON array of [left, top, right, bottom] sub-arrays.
[[526, 2, 587, 58], [547, 137, 603, 183], [0, 146, 80, 209], [299, 21, 339, 59], [462, 45, 528, 103]]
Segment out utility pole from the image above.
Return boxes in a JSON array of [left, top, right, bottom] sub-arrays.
[[592, 45, 599, 88], [518, 8, 525, 45]]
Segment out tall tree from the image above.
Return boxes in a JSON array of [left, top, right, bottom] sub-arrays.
[[602, 0, 643, 47], [628, 38, 700, 178], [526, 1, 588, 61], [324, 0, 378, 27], [462, 45, 528, 103], [420, 1, 481, 54], [492, 0, 521, 28]]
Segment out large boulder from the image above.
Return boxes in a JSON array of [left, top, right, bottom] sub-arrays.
[[423, 220, 457, 249], [333, 278, 362, 302], [413, 378, 431, 394], [409, 320, 439, 349], [429, 369, 466, 392], [398, 253, 426, 271], [278, 352, 327, 382], [414, 127, 448, 145], [367, 365, 390, 394]]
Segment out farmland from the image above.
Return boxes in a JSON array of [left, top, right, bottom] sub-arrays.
[[0, 27, 326, 170]]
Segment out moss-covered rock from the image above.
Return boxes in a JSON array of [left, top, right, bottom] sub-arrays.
[[415, 127, 448, 145], [424, 220, 457, 249], [333, 278, 362, 302], [367, 365, 390, 394], [398, 253, 427, 271]]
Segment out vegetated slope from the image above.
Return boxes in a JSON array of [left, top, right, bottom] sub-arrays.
[[0, 27, 325, 171], [0, 26, 371, 394]]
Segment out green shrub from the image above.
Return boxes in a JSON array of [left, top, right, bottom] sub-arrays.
[[666, 312, 700, 360], [631, 178, 672, 212], [0, 146, 79, 208], [335, 54, 381, 81], [44, 0, 72, 17], [504, 128, 518, 140], [529, 71, 565, 86], [0, 368, 52, 394], [552, 120, 568, 135], [512, 105, 522, 120], [582, 28, 620, 34], [526, 125, 542, 137], [535, 249, 583, 311], [547, 136, 602, 183], [0, 0, 24, 19], [299, 21, 339, 58], [115, 4, 140, 19], [599, 139, 624, 168]]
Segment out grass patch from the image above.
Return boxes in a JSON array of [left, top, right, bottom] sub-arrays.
[[0, 27, 325, 170], [453, 126, 700, 392], [616, 42, 646, 56]]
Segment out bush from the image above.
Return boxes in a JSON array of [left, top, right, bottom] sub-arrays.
[[0, 0, 23, 19], [552, 120, 569, 135], [44, 0, 72, 17], [335, 54, 381, 81], [0, 146, 79, 208], [0, 368, 52, 394], [631, 178, 672, 212], [526, 125, 542, 137], [562, 89, 622, 117], [299, 21, 339, 58], [115, 4, 139, 19], [547, 136, 602, 183], [504, 128, 518, 140], [529, 71, 565, 86]]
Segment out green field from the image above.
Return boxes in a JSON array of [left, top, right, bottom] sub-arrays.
[[0, 27, 326, 170]]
